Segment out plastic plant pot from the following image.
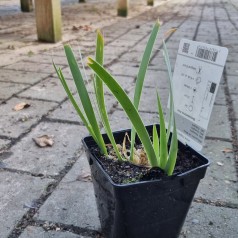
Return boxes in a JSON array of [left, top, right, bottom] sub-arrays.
[[82, 125, 210, 238]]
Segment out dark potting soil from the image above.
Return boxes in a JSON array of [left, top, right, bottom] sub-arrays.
[[91, 146, 205, 185]]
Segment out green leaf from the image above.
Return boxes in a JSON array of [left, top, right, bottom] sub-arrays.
[[162, 40, 178, 175], [165, 117, 178, 175], [157, 91, 168, 169], [94, 30, 123, 161], [153, 124, 160, 163], [133, 20, 160, 109], [130, 20, 160, 160], [64, 45, 107, 154], [88, 57, 158, 167], [53, 63, 98, 145], [162, 40, 174, 142]]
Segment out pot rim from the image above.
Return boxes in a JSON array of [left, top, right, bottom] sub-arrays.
[[82, 124, 210, 187]]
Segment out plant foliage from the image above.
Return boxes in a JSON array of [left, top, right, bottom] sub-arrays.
[[54, 20, 178, 176]]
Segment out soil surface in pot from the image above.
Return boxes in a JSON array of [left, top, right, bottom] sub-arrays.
[[91, 145, 205, 184]]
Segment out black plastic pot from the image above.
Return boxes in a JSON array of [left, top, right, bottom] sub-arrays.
[[82, 125, 210, 238]]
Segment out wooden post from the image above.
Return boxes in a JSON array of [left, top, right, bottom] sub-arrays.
[[35, 0, 62, 43], [147, 0, 154, 6], [117, 0, 129, 17], [79, 0, 86, 2], [20, 0, 33, 12]]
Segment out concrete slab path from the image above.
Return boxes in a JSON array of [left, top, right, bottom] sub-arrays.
[[0, 0, 237, 237]]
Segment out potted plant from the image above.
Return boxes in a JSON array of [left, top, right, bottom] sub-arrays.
[[54, 21, 210, 238]]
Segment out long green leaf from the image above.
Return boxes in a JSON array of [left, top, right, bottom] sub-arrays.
[[53, 63, 99, 144], [162, 40, 174, 142], [94, 30, 123, 161], [64, 45, 107, 155], [162, 40, 178, 175], [153, 124, 160, 163], [133, 20, 160, 109], [157, 91, 168, 169], [88, 57, 158, 167], [130, 20, 160, 161], [165, 118, 178, 175]]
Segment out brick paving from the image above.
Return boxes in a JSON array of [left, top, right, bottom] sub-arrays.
[[0, 0, 237, 237]]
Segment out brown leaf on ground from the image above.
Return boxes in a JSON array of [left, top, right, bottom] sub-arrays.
[[33, 135, 54, 147], [221, 148, 233, 153], [217, 162, 224, 166], [13, 102, 31, 111], [76, 172, 92, 182], [72, 25, 92, 31]]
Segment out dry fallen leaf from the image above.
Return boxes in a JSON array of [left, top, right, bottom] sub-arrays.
[[13, 102, 31, 111], [72, 25, 92, 31], [221, 148, 233, 153], [33, 135, 54, 147], [164, 27, 177, 38], [76, 172, 92, 182], [217, 162, 224, 166]]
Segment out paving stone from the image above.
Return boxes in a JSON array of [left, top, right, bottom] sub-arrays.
[[108, 62, 140, 77], [104, 45, 131, 65], [231, 94, 238, 120], [197, 22, 218, 37], [109, 38, 138, 48], [18, 76, 76, 102], [227, 75, 238, 95], [214, 6, 229, 21], [202, 6, 216, 20], [163, 39, 180, 51], [214, 85, 227, 105], [24, 54, 69, 66], [0, 138, 11, 151], [52, 65, 92, 80], [170, 31, 195, 42], [120, 50, 145, 64], [127, 85, 169, 113], [227, 52, 238, 63], [20, 226, 90, 238], [0, 171, 53, 238], [0, 69, 48, 84], [87, 75, 135, 94], [125, 27, 150, 36], [0, 82, 29, 100], [35, 154, 100, 230], [0, 1, 237, 238], [109, 109, 159, 131], [4, 62, 56, 74], [42, 48, 73, 57], [181, 203, 238, 238], [52, 66, 73, 80], [0, 97, 57, 138], [220, 75, 226, 85], [71, 40, 96, 49], [206, 105, 232, 140], [102, 24, 129, 38], [195, 140, 237, 205], [150, 55, 176, 72], [195, 34, 219, 45], [218, 21, 237, 39], [48, 93, 117, 123], [143, 69, 169, 88], [3, 122, 88, 176], [225, 62, 238, 76]]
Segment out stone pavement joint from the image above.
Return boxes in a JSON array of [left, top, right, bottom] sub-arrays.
[[0, 0, 237, 237]]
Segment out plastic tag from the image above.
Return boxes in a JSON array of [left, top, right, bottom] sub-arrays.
[[169, 39, 228, 151]]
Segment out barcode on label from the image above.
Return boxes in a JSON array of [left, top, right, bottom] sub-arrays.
[[182, 43, 190, 53], [195, 46, 218, 62]]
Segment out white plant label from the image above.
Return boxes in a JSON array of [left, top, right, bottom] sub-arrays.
[[169, 39, 228, 151]]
